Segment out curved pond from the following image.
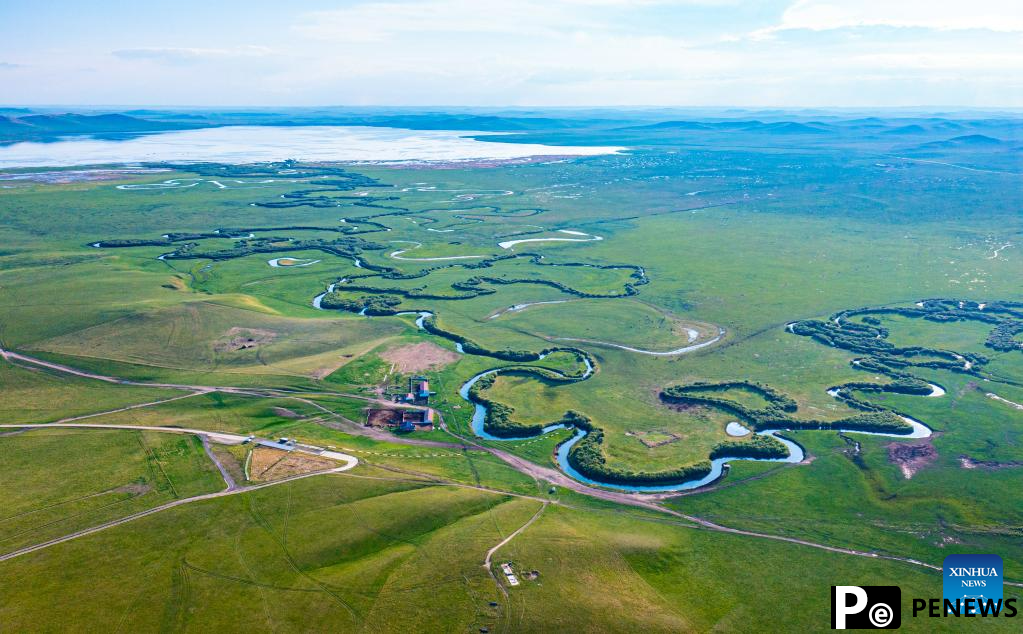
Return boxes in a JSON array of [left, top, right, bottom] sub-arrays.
[[554, 327, 724, 357], [268, 257, 320, 268], [725, 422, 751, 437], [498, 229, 603, 249]]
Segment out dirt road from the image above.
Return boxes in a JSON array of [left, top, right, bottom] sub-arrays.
[[201, 435, 236, 491], [0, 460, 358, 563], [0, 423, 358, 472]]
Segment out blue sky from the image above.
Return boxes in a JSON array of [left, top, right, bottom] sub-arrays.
[[1, 1, 1021, 107]]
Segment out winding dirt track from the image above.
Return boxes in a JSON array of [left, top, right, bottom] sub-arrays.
[[483, 501, 548, 600], [0, 459, 357, 563], [4, 345, 1021, 587]]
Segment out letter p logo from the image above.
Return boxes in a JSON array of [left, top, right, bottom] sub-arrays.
[[833, 586, 868, 629], [831, 585, 901, 629]]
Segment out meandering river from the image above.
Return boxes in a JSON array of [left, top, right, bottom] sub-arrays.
[[458, 360, 934, 492]]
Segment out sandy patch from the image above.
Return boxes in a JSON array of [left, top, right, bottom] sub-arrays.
[[214, 327, 277, 352], [249, 447, 336, 481], [380, 341, 460, 373]]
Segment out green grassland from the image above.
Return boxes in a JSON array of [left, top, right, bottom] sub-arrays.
[[1, 147, 1022, 630], [53, 391, 328, 436], [12, 159, 1015, 480], [482, 297, 716, 350], [0, 359, 172, 424], [1, 469, 1018, 632], [0, 427, 224, 553], [31, 299, 402, 378]]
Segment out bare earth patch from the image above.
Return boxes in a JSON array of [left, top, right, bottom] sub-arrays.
[[249, 447, 337, 481], [366, 408, 400, 427], [271, 406, 302, 419], [161, 276, 187, 291], [214, 327, 277, 352], [113, 483, 152, 495], [0, 168, 168, 184], [380, 341, 460, 373], [959, 455, 1023, 470], [626, 430, 681, 448], [888, 439, 937, 479]]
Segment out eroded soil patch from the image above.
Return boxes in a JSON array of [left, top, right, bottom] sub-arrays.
[[249, 447, 336, 481], [380, 341, 459, 373], [214, 327, 277, 352], [888, 439, 937, 479]]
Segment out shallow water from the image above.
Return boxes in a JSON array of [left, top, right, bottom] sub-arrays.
[[498, 229, 603, 249], [725, 422, 751, 437]]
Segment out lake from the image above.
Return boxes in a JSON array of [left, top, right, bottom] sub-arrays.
[[0, 125, 623, 168]]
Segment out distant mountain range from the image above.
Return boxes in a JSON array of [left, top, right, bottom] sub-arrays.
[[0, 108, 1019, 163], [0, 113, 189, 144], [623, 120, 829, 134], [904, 134, 1018, 153]]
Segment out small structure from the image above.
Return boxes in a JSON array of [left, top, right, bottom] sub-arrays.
[[400, 408, 434, 431], [500, 562, 519, 586], [396, 375, 435, 405], [256, 439, 295, 452]]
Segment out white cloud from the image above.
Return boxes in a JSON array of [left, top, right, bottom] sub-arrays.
[[757, 0, 1023, 37], [292, 0, 731, 42], [5, 0, 1023, 106], [112, 46, 273, 63], [295, 1, 599, 42], [854, 51, 1023, 71]]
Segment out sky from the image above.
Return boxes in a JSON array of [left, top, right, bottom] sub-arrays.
[[1, 0, 1022, 108]]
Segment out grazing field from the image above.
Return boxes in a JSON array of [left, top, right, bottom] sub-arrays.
[[0, 427, 224, 553], [0, 359, 174, 424], [1, 116, 1022, 630]]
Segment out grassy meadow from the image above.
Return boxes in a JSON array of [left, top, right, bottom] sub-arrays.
[[1, 141, 1021, 630]]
